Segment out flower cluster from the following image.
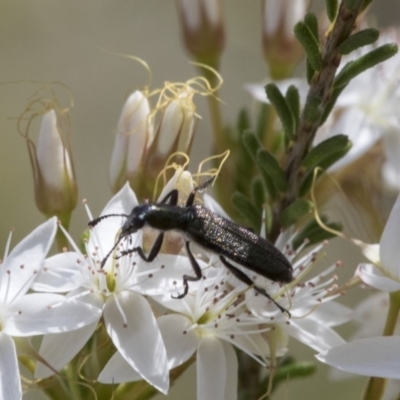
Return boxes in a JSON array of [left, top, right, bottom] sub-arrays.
[[18, 170, 346, 400]]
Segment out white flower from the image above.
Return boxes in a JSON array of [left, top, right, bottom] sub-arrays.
[[0, 218, 100, 400], [317, 192, 400, 379], [206, 196, 350, 354], [100, 265, 271, 400], [32, 184, 173, 394]]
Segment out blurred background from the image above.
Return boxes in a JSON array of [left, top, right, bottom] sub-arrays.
[[1, 1, 399, 399]]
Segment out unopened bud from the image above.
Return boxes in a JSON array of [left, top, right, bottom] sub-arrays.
[[146, 89, 199, 180], [109, 91, 154, 193], [177, 0, 225, 69], [262, 0, 309, 79], [33, 109, 78, 219]]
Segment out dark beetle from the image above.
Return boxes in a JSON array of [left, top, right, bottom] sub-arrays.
[[88, 178, 293, 314]]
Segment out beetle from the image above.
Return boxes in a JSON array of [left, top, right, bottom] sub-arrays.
[[88, 177, 293, 315]]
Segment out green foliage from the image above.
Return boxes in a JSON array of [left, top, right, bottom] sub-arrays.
[[285, 85, 300, 133], [255, 356, 317, 399], [338, 28, 380, 54], [280, 199, 314, 228], [334, 44, 398, 88], [232, 191, 262, 230], [265, 83, 296, 140], [294, 21, 322, 71], [257, 149, 288, 192], [300, 141, 352, 196], [302, 134, 351, 169], [325, 0, 339, 21]]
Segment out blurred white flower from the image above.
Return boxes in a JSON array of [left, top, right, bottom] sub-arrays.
[[0, 218, 99, 400], [317, 192, 400, 380]]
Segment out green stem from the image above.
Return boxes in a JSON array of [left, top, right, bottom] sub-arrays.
[[269, 0, 364, 241], [54, 212, 71, 251], [363, 291, 400, 400]]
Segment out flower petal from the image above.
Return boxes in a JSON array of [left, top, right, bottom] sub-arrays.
[[135, 254, 200, 300], [0, 333, 21, 400], [158, 314, 198, 369], [306, 302, 352, 327], [89, 183, 138, 260], [32, 252, 81, 292], [221, 341, 238, 400], [103, 291, 169, 394], [35, 322, 98, 378], [285, 318, 345, 352], [98, 351, 142, 383], [197, 336, 226, 400], [317, 336, 400, 378], [0, 218, 57, 302], [380, 193, 400, 279], [357, 263, 400, 292], [6, 293, 101, 336]]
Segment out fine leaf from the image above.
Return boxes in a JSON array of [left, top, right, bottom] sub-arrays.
[[257, 149, 288, 192], [294, 21, 322, 71], [334, 43, 398, 88], [279, 199, 314, 228], [338, 28, 380, 55], [265, 83, 295, 140]]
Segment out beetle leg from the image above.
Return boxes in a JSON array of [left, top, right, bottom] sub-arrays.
[[117, 232, 164, 262], [172, 241, 203, 299], [185, 176, 216, 206], [159, 189, 179, 205], [219, 256, 290, 317]]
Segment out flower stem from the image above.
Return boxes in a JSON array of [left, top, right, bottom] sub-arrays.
[[269, 0, 365, 241], [363, 290, 400, 400]]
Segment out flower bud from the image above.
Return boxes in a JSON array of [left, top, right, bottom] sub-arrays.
[[176, 0, 225, 69], [146, 89, 199, 181], [109, 91, 154, 194], [32, 109, 78, 220], [261, 0, 309, 79]]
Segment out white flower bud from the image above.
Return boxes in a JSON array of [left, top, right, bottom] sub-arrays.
[[156, 90, 198, 156], [109, 91, 153, 192], [33, 109, 77, 216]]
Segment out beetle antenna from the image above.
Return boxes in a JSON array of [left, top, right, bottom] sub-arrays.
[[88, 213, 129, 228], [195, 175, 216, 193], [100, 235, 125, 268]]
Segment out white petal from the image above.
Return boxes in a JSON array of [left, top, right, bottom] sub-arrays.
[[158, 314, 198, 369], [0, 333, 21, 400], [317, 336, 400, 378], [6, 293, 101, 336], [357, 263, 400, 292], [98, 351, 142, 383], [285, 318, 345, 352], [103, 291, 169, 394], [306, 302, 352, 327], [32, 252, 81, 292], [221, 341, 238, 400], [35, 322, 98, 378], [203, 194, 231, 219], [89, 183, 138, 260], [197, 336, 226, 400], [0, 218, 57, 302], [380, 193, 400, 280], [135, 253, 199, 300]]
